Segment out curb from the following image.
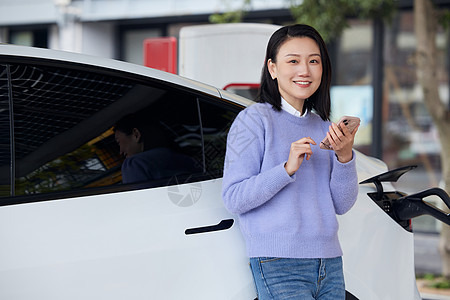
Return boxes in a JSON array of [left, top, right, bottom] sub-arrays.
[[421, 293, 450, 300]]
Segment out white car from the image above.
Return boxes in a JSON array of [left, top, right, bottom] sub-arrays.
[[0, 45, 448, 300]]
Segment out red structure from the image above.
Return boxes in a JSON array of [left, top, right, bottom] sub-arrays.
[[143, 37, 177, 74]]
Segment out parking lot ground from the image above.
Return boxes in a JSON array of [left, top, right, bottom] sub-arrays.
[[415, 232, 442, 276], [417, 278, 450, 299], [414, 232, 450, 300], [420, 293, 450, 300]]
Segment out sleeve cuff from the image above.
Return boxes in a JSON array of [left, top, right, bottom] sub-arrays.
[[282, 161, 297, 181], [334, 150, 356, 165]]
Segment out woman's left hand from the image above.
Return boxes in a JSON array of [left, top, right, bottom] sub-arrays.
[[326, 122, 359, 163]]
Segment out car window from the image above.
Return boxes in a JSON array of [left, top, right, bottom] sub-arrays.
[[199, 99, 238, 178], [0, 62, 204, 199], [0, 64, 11, 197]]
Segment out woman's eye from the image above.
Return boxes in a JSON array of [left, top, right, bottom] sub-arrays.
[[289, 60, 298, 64], [310, 59, 320, 64]]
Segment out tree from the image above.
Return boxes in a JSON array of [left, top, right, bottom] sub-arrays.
[[414, 0, 450, 279], [211, 0, 396, 42], [289, 0, 396, 42], [209, 0, 251, 24]]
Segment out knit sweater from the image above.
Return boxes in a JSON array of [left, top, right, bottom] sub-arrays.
[[222, 102, 358, 259], [122, 147, 199, 184]]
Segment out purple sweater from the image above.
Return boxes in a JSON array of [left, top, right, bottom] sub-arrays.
[[222, 103, 358, 259]]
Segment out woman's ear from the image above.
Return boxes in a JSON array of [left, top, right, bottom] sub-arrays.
[[132, 128, 142, 142], [267, 59, 277, 80]]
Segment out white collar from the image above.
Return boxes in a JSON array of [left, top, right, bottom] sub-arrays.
[[281, 97, 307, 118]]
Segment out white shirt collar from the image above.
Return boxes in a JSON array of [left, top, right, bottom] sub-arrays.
[[281, 97, 307, 118]]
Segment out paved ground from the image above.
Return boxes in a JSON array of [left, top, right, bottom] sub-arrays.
[[414, 232, 450, 300], [415, 232, 442, 276], [421, 294, 450, 300]]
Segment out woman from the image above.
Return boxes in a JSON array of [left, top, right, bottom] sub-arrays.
[[114, 112, 199, 184], [222, 24, 359, 299]]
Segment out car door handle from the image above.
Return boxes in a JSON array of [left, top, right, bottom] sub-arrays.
[[185, 219, 234, 235]]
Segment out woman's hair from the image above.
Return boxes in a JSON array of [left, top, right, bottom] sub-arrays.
[[114, 112, 170, 151], [256, 24, 332, 121], [113, 113, 141, 136]]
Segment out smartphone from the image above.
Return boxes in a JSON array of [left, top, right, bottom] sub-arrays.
[[320, 116, 360, 150]]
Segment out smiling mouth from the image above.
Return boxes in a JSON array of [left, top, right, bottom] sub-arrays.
[[294, 81, 311, 86]]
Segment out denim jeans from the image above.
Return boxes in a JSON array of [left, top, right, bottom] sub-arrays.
[[249, 257, 345, 300]]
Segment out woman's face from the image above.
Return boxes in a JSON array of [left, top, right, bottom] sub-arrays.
[[115, 128, 143, 158], [268, 37, 323, 106]]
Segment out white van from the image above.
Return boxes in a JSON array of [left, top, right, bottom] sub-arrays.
[[0, 45, 448, 300]]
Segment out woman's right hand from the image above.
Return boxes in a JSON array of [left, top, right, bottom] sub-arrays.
[[284, 137, 316, 176]]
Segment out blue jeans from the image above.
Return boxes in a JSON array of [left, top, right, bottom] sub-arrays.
[[249, 257, 345, 300]]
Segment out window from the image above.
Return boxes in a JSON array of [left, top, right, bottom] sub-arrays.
[[0, 61, 209, 200], [0, 64, 11, 197], [124, 90, 203, 185], [199, 99, 238, 178], [331, 20, 373, 154], [9, 28, 48, 48]]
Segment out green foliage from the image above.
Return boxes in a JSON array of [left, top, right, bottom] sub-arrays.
[[209, 11, 246, 23], [209, 0, 251, 23], [439, 9, 450, 30], [431, 279, 450, 289], [419, 274, 450, 290], [289, 0, 397, 42], [210, 0, 397, 40]]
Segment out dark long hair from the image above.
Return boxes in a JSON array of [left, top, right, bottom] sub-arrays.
[[256, 24, 332, 121], [113, 112, 171, 151]]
